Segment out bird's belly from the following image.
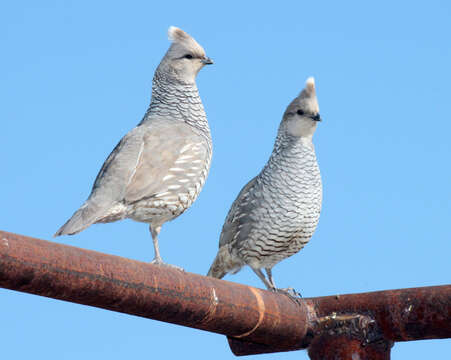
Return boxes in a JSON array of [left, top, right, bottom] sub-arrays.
[[127, 171, 208, 224], [243, 228, 313, 269], [241, 191, 321, 269]]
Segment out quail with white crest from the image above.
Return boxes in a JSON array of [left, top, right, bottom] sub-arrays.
[[208, 78, 322, 293], [55, 27, 213, 268]]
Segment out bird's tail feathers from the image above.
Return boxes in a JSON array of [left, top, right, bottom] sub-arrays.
[[54, 201, 103, 237], [207, 246, 240, 279], [207, 259, 227, 279]]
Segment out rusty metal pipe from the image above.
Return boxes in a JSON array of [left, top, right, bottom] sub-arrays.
[[308, 285, 451, 342], [1, 230, 450, 357], [231, 285, 451, 355], [0, 230, 309, 349]]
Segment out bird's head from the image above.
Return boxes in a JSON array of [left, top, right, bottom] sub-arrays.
[[280, 77, 321, 139], [158, 26, 213, 83]]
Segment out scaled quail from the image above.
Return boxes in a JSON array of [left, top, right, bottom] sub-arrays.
[[55, 27, 213, 267], [208, 78, 322, 292]]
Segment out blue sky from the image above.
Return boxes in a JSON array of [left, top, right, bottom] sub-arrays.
[[1, 1, 450, 359]]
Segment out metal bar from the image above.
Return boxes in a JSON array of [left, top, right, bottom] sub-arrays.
[[230, 284, 451, 355], [308, 285, 451, 342], [0, 230, 309, 349], [0, 230, 450, 357]]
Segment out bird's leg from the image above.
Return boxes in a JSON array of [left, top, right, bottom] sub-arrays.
[[265, 268, 276, 289], [252, 268, 276, 291], [265, 267, 302, 300], [149, 224, 184, 271], [149, 225, 163, 264]]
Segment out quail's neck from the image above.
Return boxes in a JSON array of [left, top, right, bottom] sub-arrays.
[[274, 132, 314, 154], [263, 133, 319, 190], [141, 71, 210, 139]]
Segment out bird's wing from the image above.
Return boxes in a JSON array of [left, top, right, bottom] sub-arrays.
[[123, 119, 209, 203], [90, 126, 146, 202], [90, 119, 207, 207], [219, 176, 259, 248], [54, 127, 146, 236]]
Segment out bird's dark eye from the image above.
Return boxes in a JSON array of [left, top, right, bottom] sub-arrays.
[[297, 109, 305, 116], [184, 54, 193, 59]]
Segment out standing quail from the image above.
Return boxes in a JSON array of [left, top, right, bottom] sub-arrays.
[[55, 27, 213, 268], [208, 78, 322, 292]]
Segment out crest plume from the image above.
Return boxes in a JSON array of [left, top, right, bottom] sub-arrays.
[[168, 26, 190, 43], [304, 77, 316, 94], [283, 76, 319, 119], [166, 26, 206, 60]]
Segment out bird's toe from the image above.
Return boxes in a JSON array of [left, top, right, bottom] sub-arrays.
[[150, 259, 185, 272], [274, 287, 303, 304]]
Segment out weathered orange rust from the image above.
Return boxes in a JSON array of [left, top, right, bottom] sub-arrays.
[[308, 285, 451, 342], [0, 230, 450, 358], [308, 335, 392, 360], [0, 230, 309, 349]]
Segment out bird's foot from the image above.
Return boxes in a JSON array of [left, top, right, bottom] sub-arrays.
[[150, 259, 185, 272], [273, 287, 303, 304], [278, 287, 302, 298], [164, 263, 185, 272]]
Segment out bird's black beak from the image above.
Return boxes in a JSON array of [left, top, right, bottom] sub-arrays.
[[201, 57, 214, 65], [311, 113, 322, 122]]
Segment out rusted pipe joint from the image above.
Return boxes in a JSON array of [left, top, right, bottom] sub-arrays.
[[308, 312, 393, 359]]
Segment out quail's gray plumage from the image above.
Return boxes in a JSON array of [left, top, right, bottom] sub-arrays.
[[208, 78, 322, 291], [55, 27, 213, 266]]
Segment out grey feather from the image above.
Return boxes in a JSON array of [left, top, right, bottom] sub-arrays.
[[207, 77, 322, 290], [55, 27, 213, 267]]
